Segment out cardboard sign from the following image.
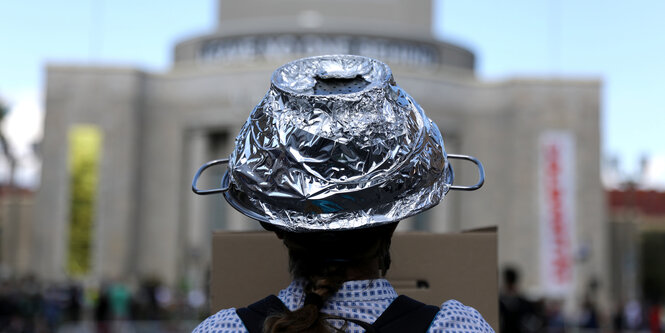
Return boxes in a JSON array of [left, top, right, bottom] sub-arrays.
[[211, 231, 498, 330]]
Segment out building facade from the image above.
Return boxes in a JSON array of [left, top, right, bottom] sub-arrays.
[[608, 188, 665, 303], [32, 0, 608, 313], [0, 187, 34, 278]]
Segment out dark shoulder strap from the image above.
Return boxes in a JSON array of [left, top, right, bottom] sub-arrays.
[[236, 294, 439, 333], [236, 295, 287, 333], [372, 295, 440, 333]]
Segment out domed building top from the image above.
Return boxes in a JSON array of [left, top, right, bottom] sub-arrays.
[[174, 0, 475, 71]]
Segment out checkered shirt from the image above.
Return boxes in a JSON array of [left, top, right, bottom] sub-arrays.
[[193, 279, 494, 332]]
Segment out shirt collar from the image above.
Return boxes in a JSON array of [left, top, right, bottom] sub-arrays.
[[279, 278, 398, 305]]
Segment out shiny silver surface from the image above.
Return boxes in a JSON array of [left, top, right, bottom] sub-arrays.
[[193, 55, 484, 231]]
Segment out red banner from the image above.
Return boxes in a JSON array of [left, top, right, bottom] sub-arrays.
[[539, 131, 575, 295]]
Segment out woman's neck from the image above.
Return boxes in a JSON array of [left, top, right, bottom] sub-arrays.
[[344, 259, 381, 281]]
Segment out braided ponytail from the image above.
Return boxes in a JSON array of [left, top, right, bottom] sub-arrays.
[[263, 223, 397, 333], [264, 275, 346, 332]]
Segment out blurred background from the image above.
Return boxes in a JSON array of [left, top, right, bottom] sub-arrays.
[[1, 0, 664, 332]]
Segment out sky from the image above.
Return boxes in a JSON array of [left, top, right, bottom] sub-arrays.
[[0, 0, 663, 188]]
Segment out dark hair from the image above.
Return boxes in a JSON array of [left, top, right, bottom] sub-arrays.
[[263, 223, 398, 333]]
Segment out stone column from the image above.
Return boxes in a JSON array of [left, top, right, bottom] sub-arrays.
[[183, 129, 209, 291]]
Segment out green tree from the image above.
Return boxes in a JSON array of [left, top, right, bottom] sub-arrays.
[[0, 100, 16, 266], [0, 101, 15, 185]]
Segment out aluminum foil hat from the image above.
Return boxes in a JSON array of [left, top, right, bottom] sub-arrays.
[[193, 55, 484, 232]]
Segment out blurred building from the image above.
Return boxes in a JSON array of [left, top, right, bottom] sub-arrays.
[[32, 0, 607, 314], [608, 188, 665, 303], [0, 186, 34, 278]]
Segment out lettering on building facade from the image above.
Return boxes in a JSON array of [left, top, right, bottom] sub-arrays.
[[198, 34, 440, 67]]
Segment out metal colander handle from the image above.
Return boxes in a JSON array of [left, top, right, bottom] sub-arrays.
[[448, 154, 485, 191], [191, 158, 230, 195], [193, 154, 485, 195]]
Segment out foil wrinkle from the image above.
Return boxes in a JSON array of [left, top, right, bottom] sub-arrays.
[[225, 55, 452, 231]]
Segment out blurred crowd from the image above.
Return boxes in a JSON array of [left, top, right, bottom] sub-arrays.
[[500, 267, 665, 333], [3, 270, 665, 332], [0, 276, 206, 333]]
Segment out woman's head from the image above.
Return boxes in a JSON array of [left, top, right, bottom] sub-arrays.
[[276, 222, 398, 279], [262, 222, 398, 332]]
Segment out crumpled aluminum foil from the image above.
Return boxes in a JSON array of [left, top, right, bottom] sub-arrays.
[[225, 55, 451, 231]]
